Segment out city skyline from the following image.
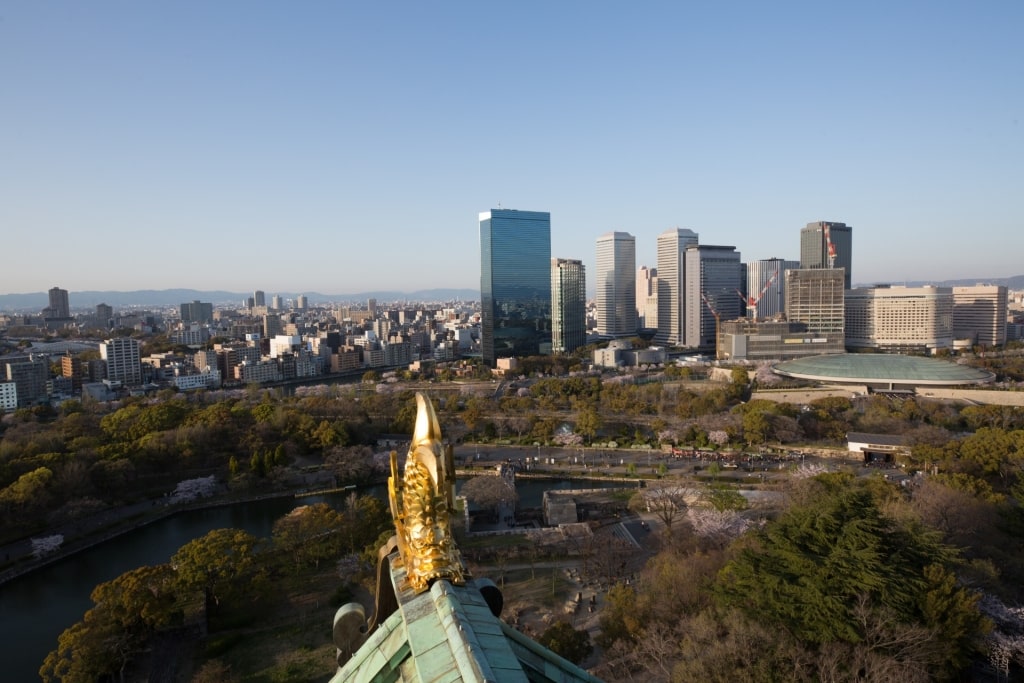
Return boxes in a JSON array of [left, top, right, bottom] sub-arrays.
[[2, 4, 1022, 294]]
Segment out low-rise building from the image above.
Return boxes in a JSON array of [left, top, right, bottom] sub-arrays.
[[722, 319, 844, 361]]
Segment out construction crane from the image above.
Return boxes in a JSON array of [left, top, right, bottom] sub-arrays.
[[823, 224, 837, 269], [736, 269, 779, 317], [700, 292, 723, 361]]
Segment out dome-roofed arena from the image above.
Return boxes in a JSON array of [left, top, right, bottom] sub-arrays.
[[772, 353, 994, 391]]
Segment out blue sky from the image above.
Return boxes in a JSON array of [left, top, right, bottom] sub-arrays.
[[2, 1, 1021, 296]]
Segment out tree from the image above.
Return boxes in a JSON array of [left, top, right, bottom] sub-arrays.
[[273, 503, 344, 569], [537, 620, 593, 664], [629, 482, 693, 535], [339, 492, 391, 554], [714, 475, 987, 679], [460, 475, 518, 513], [0, 466, 54, 517], [41, 564, 180, 683], [40, 618, 119, 683], [171, 528, 264, 608], [325, 445, 376, 485], [575, 407, 602, 444]]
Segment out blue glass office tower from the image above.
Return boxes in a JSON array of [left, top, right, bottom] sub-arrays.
[[479, 209, 552, 366]]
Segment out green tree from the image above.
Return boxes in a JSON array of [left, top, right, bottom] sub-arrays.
[[0, 466, 54, 514], [715, 475, 986, 679], [272, 503, 344, 569], [40, 618, 118, 683], [340, 493, 391, 554], [575, 407, 603, 445], [596, 583, 640, 649], [537, 620, 593, 664], [40, 564, 179, 683], [171, 528, 264, 608]]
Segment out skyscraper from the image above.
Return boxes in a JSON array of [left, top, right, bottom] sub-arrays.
[[479, 209, 552, 365], [636, 266, 657, 329], [800, 221, 852, 289], [595, 232, 637, 338], [684, 245, 743, 351], [254, 290, 266, 308], [46, 286, 70, 319], [551, 258, 586, 355], [745, 258, 799, 319], [654, 228, 699, 346]]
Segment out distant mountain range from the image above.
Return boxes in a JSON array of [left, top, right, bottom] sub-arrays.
[[2, 277, 1020, 313], [0, 288, 481, 312], [852, 276, 1024, 290]]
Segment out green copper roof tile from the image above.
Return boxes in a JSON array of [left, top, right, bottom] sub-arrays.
[[353, 649, 388, 683], [411, 641, 461, 681]]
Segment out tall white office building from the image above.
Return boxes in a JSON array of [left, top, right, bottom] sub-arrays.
[[636, 266, 657, 329], [654, 228, 699, 346], [595, 232, 637, 338]]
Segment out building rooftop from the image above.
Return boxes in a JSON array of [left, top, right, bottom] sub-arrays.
[[772, 353, 994, 388]]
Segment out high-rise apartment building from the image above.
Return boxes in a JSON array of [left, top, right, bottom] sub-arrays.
[[785, 268, 846, 337], [180, 300, 213, 324], [845, 285, 953, 353], [95, 303, 113, 328], [953, 285, 1008, 348], [745, 258, 799, 319], [101, 338, 143, 386], [4, 357, 49, 407], [271, 295, 283, 311], [479, 209, 552, 365], [654, 228, 699, 346], [800, 221, 852, 289], [46, 287, 70, 319], [683, 245, 743, 351], [551, 258, 586, 355], [296, 295, 308, 310], [595, 232, 637, 338], [0, 382, 16, 412]]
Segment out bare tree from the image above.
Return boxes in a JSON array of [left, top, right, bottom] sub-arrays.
[[460, 474, 518, 512], [628, 482, 696, 535]]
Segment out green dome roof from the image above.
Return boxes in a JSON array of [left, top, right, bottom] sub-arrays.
[[772, 354, 994, 387]]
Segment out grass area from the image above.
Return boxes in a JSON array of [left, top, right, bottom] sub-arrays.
[[501, 568, 577, 611]]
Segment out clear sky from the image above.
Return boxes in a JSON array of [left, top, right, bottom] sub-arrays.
[[2, 1, 1021, 296]]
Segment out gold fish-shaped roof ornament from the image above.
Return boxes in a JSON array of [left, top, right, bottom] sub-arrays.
[[388, 393, 468, 593]]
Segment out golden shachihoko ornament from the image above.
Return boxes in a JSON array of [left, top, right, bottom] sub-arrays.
[[388, 393, 468, 593]]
